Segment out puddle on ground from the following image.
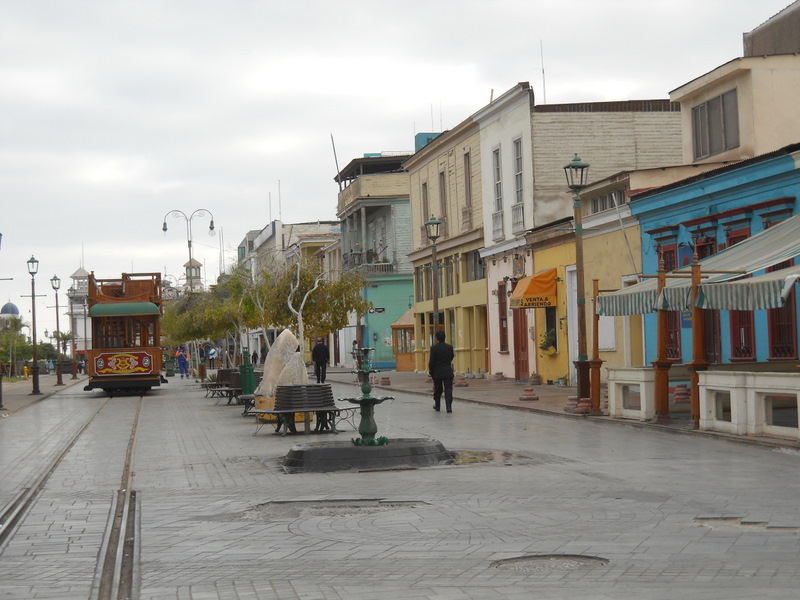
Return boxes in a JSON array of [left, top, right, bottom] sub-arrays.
[[450, 449, 533, 465]]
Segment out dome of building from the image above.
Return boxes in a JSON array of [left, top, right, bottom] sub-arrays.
[[1, 301, 20, 317]]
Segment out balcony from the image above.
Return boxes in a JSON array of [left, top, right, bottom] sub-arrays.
[[511, 202, 525, 234], [492, 210, 505, 241], [343, 254, 396, 275]]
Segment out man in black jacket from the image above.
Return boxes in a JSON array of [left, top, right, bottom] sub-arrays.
[[311, 337, 330, 384], [428, 330, 455, 412]]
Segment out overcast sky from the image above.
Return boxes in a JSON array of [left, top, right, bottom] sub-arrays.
[[0, 0, 793, 340]]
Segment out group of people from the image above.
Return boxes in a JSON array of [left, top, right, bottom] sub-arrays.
[[172, 331, 457, 413]]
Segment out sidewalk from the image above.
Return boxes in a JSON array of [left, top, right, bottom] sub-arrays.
[[325, 367, 800, 451], [0, 372, 87, 413], [4, 366, 797, 450]]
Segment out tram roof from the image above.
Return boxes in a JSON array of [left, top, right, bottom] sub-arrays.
[[88, 302, 160, 317]]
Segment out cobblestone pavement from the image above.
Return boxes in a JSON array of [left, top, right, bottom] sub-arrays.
[[1, 371, 799, 599]]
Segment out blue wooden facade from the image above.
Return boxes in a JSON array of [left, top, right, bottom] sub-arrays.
[[629, 144, 800, 366]]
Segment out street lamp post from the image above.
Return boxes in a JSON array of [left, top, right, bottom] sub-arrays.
[[161, 209, 215, 292], [66, 286, 79, 379], [50, 274, 64, 385], [563, 154, 591, 406], [27, 255, 42, 395], [424, 215, 443, 341]]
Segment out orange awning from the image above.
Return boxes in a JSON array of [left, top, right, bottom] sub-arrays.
[[509, 268, 558, 309]]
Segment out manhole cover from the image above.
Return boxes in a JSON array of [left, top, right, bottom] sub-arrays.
[[492, 554, 609, 573]]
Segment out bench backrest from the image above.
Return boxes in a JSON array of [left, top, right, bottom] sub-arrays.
[[275, 384, 336, 412]]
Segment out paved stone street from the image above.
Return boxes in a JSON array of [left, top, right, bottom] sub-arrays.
[[0, 371, 798, 599]]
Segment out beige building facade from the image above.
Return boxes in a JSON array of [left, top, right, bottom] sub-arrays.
[[478, 90, 683, 381], [405, 121, 488, 376]]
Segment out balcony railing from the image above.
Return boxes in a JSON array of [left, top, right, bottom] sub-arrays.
[[492, 210, 505, 241], [343, 255, 396, 274], [461, 205, 472, 232], [511, 202, 525, 233]]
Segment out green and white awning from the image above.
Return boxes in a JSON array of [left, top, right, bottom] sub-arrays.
[[698, 265, 800, 310], [597, 212, 800, 316]]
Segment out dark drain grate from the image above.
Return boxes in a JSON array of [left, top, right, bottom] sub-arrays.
[[492, 554, 609, 573]]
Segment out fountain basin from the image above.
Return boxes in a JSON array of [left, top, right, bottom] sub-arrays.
[[282, 438, 452, 473]]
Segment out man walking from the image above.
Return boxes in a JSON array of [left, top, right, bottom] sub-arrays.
[[428, 330, 455, 413], [311, 337, 330, 384]]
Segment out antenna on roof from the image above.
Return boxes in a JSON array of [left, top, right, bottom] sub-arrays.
[[331, 133, 342, 192], [540, 39, 547, 104]]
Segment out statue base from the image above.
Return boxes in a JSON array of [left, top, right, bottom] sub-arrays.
[[282, 438, 452, 473]]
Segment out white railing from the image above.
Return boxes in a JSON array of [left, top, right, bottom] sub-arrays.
[[492, 210, 504, 241], [699, 371, 799, 440], [511, 202, 525, 233], [606, 366, 656, 421]]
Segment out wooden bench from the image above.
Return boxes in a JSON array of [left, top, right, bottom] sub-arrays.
[[202, 368, 234, 397], [251, 384, 357, 436], [213, 371, 242, 405]]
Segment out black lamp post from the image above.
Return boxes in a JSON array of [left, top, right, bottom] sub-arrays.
[[50, 274, 64, 385], [424, 215, 443, 339], [563, 154, 591, 404], [161, 209, 215, 292], [27, 255, 42, 395]]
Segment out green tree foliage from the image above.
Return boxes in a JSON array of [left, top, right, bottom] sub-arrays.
[[162, 258, 371, 354]]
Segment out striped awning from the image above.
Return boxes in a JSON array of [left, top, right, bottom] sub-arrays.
[[597, 212, 800, 316], [697, 266, 800, 310]]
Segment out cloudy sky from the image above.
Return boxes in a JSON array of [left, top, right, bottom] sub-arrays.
[[0, 0, 792, 339]]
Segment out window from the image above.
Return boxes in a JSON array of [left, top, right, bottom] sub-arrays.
[[464, 251, 485, 282], [438, 170, 447, 220], [421, 182, 429, 222], [767, 260, 797, 359], [660, 245, 681, 361], [492, 148, 503, 212], [498, 282, 508, 352], [513, 139, 523, 205], [590, 189, 627, 214], [463, 152, 472, 207], [443, 257, 455, 296], [692, 89, 739, 160], [696, 240, 721, 363], [415, 266, 425, 302], [727, 228, 754, 361]]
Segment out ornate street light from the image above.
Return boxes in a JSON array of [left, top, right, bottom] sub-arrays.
[[161, 209, 215, 292], [424, 215, 443, 339], [27, 255, 42, 395], [563, 154, 592, 408], [50, 274, 64, 385]]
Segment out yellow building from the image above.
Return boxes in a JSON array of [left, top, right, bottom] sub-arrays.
[[404, 123, 488, 376]]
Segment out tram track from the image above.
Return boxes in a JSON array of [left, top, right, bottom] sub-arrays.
[[0, 392, 145, 600], [0, 399, 109, 549]]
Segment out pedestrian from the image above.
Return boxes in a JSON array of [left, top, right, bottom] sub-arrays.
[[175, 345, 190, 379], [47, 359, 54, 375], [311, 337, 330, 384], [78, 360, 85, 374], [428, 330, 455, 413], [207, 347, 216, 368], [260, 343, 267, 363], [251, 349, 259, 365]]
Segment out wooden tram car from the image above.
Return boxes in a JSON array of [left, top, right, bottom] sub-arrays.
[[84, 272, 167, 393]]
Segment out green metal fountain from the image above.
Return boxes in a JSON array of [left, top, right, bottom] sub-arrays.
[[341, 346, 393, 446]]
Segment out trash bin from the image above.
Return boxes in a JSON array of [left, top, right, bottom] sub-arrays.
[[198, 361, 207, 381], [239, 353, 256, 396], [164, 355, 175, 377]]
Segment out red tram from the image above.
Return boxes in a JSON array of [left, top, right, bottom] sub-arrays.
[[83, 272, 167, 394]]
